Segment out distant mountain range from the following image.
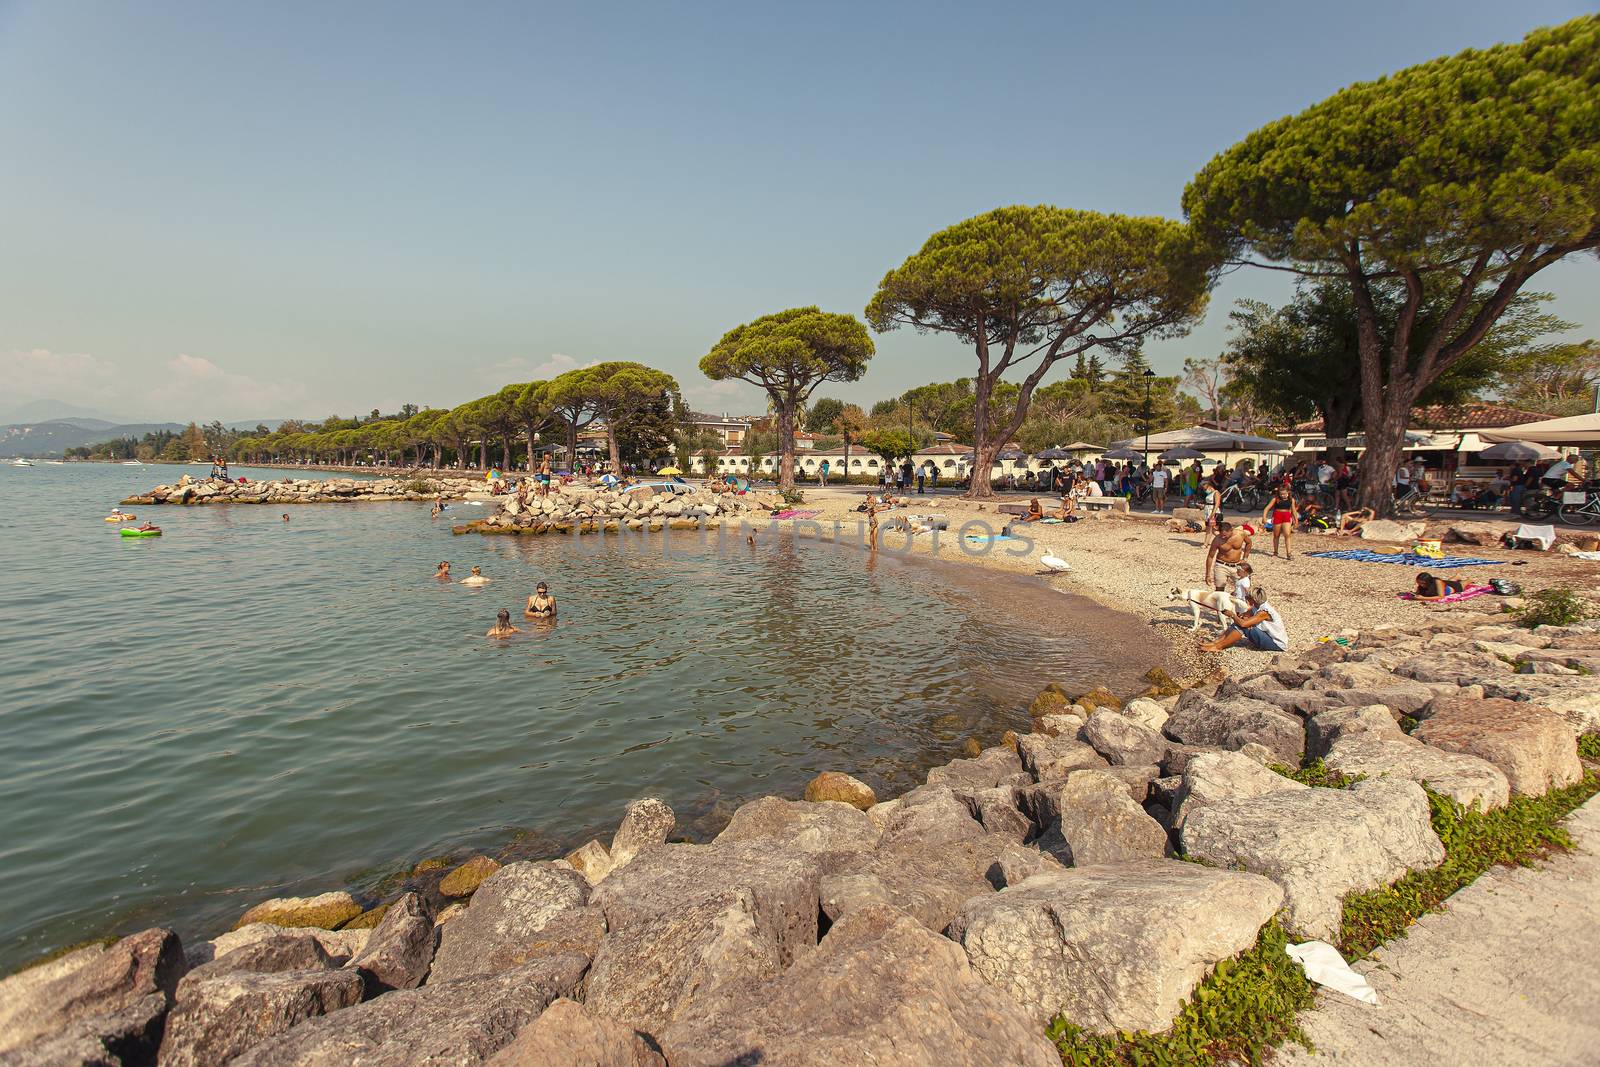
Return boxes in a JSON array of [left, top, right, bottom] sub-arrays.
[[0, 420, 187, 457]]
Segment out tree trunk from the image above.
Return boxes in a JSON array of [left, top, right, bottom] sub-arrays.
[[965, 373, 995, 499], [607, 423, 621, 473], [778, 403, 796, 492], [843, 437, 852, 481], [478, 441, 487, 470], [566, 424, 578, 470], [502, 437, 511, 471], [526, 421, 538, 471], [1355, 388, 1414, 518]]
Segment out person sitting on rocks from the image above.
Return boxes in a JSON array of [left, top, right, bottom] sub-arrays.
[[434, 562, 452, 580], [1333, 507, 1375, 536], [1200, 583, 1288, 653], [460, 566, 490, 586], [525, 582, 557, 619], [487, 609, 520, 638]]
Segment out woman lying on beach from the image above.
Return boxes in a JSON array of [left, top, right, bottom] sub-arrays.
[[487, 609, 520, 638], [525, 582, 557, 618], [1411, 572, 1465, 601], [460, 566, 490, 586]]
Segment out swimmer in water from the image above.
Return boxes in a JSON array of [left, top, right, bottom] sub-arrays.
[[486, 609, 520, 638], [524, 581, 556, 619], [460, 565, 490, 586], [434, 561, 451, 579], [281, 513, 290, 523]]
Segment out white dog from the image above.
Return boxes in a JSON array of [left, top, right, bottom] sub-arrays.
[[1167, 586, 1244, 632]]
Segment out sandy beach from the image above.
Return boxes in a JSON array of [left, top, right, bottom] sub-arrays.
[[740, 484, 1600, 684]]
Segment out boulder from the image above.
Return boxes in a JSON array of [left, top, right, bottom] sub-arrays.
[[1394, 651, 1508, 686], [1026, 683, 1073, 718], [233, 891, 363, 931], [1359, 519, 1425, 541], [586, 840, 820, 1031], [948, 861, 1283, 1033], [1324, 733, 1510, 809], [562, 840, 615, 884], [184, 934, 334, 982], [880, 785, 986, 846], [1415, 696, 1582, 795], [801, 771, 876, 810], [1035, 771, 1168, 866], [1162, 696, 1304, 765], [662, 904, 1058, 1067], [863, 798, 902, 834], [0, 928, 185, 1061], [1031, 711, 1087, 737], [1081, 710, 1166, 767], [232, 954, 588, 1067], [971, 786, 1032, 842], [428, 862, 592, 983], [1171, 751, 1307, 830], [1444, 526, 1501, 547], [439, 855, 502, 897], [1075, 685, 1123, 712], [713, 795, 879, 868], [925, 745, 1031, 799], [158, 968, 364, 1067], [192, 925, 368, 968], [1305, 704, 1404, 759], [1121, 697, 1169, 732], [1093, 764, 1161, 805], [1015, 734, 1109, 782], [485, 999, 665, 1066], [1478, 675, 1600, 734], [609, 797, 676, 868], [1180, 778, 1445, 940], [348, 892, 436, 993]]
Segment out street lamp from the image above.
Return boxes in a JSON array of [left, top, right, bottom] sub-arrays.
[[1142, 368, 1157, 463]]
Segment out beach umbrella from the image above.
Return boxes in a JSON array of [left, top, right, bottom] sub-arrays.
[[1480, 412, 1600, 446], [1158, 447, 1207, 461], [656, 466, 683, 475], [1476, 440, 1558, 462], [1062, 441, 1104, 452], [1102, 447, 1143, 461], [600, 473, 619, 486], [1034, 447, 1074, 460]]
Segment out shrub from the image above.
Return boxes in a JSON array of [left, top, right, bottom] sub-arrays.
[[401, 477, 436, 495], [1269, 758, 1361, 788], [1514, 586, 1589, 629]]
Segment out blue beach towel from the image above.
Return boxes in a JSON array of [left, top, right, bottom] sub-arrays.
[[1307, 549, 1502, 569], [965, 533, 1018, 544]]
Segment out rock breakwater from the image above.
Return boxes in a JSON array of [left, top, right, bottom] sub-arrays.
[[4, 616, 1595, 1065], [454, 483, 784, 536], [120, 474, 487, 507]]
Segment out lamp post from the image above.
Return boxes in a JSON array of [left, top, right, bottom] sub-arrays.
[[1142, 368, 1157, 463]]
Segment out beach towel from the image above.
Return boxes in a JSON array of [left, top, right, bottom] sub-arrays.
[[1308, 549, 1502, 569], [965, 534, 1018, 544], [1397, 584, 1495, 603], [772, 509, 821, 520]]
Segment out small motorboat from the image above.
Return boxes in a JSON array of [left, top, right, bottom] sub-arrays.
[[9, 458, 34, 467]]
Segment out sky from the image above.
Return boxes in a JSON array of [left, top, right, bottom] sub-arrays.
[[2, 1, 1596, 425]]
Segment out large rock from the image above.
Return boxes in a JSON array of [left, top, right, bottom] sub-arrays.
[[184, 934, 334, 983], [586, 840, 820, 1031], [233, 891, 363, 931], [1015, 734, 1108, 782], [925, 745, 1031, 799], [1305, 704, 1403, 759], [348, 892, 436, 993], [0, 927, 185, 1060], [1036, 771, 1167, 866], [801, 771, 876, 810], [429, 862, 591, 983], [948, 861, 1283, 1033], [879, 785, 986, 846], [713, 795, 879, 868], [485, 999, 664, 1066], [1171, 750, 1307, 830], [1394, 651, 1509, 686], [232, 954, 587, 1067], [1163, 695, 1304, 765], [158, 968, 364, 1067], [1359, 519, 1425, 541], [662, 904, 1058, 1067], [1324, 733, 1510, 810], [1415, 696, 1582, 795], [972, 786, 1032, 842], [190, 924, 368, 968], [439, 855, 502, 897], [1121, 697, 1169, 732], [609, 797, 676, 868], [1180, 778, 1445, 940], [1081, 710, 1166, 767], [1479, 675, 1600, 734]]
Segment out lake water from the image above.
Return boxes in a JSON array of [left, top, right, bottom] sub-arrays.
[[0, 463, 1158, 971]]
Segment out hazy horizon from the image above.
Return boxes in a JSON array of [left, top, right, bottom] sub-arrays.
[[3, 1, 1597, 425]]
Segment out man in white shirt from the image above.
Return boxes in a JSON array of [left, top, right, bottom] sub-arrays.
[[1394, 461, 1412, 498], [1542, 454, 1577, 490], [1151, 463, 1170, 512]]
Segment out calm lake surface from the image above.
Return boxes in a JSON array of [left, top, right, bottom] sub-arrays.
[[0, 463, 1158, 970]]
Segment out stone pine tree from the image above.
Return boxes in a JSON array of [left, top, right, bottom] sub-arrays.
[[1184, 14, 1600, 515], [700, 307, 875, 492], [867, 206, 1216, 498], [551, 362, 682, 472]]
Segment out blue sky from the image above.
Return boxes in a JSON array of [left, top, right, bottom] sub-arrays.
[[2, 1, 1595, 423]]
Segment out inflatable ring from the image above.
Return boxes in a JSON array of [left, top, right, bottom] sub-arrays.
[[120, 528, 162, 537]]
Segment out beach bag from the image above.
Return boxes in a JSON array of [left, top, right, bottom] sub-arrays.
[[1489, 579, 1521, 596]]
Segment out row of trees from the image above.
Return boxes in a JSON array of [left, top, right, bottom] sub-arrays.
[[700, 16, 1599, 510]]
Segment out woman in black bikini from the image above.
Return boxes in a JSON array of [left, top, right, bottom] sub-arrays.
[[524, 582, 557, 619], [1413, 572, 1464, 601]]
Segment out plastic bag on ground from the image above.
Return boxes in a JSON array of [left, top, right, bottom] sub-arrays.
[[1286, 940, 1380, 1006]]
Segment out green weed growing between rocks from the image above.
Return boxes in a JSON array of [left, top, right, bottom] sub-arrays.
[[1513, 586, 1587, 629], [1577, 733, 1600, 762], [1268, 758, 1361, 788], [1049, 920, 1314, 1067], [1338, 771, 1600, 960]]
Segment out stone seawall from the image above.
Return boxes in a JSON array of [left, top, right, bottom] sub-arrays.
[[120, 474, 490, 507], [453, 483, 785, 536], [4, 614, 1595, 1066]]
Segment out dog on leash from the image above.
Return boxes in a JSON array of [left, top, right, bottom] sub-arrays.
[[1167, 586, 1243, 632]]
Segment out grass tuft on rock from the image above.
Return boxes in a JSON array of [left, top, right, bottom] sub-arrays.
[[1268, 758, 1361, 788], [1512, 586, 1587, 629], [1338, 771, 1600, 960], [1578, 733, 1600, 762], [1049, 919, 1314, 1066]]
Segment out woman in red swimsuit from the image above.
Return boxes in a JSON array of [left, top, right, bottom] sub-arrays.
[[1262, 483, 1297, 559]]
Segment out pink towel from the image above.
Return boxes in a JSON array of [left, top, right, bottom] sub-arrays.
[[1398, 584, 1494, 604], [772, 509, 821, 520]]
